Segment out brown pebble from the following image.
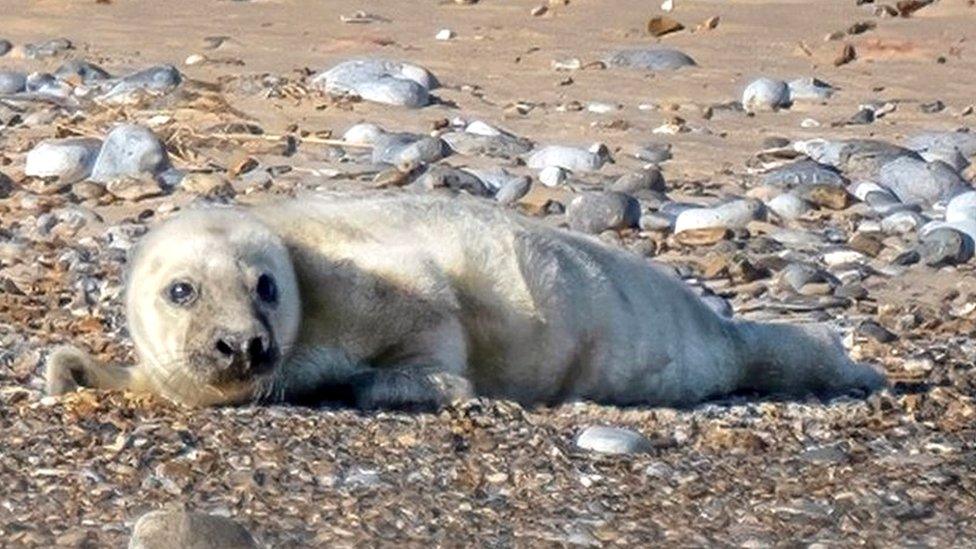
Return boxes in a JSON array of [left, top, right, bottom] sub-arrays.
[[674, 227, 730, 247], [834, 44, 856, 66], [647, 16, 684, 37]]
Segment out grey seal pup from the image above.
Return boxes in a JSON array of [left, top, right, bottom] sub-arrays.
[[47, 193, 885, 409]]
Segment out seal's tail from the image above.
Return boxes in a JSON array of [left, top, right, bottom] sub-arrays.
[[734, 321, 886, 397]]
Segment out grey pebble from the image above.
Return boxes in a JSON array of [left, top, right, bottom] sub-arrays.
[[633, 143, 672, 163], [344, 467, 382, 488], [575, 425, 653, 455], [0, 39, 11, 56], [878, 156, 967, 206], [527, 144, 607, 172], [779, 263, 837, 292], [372, 133, 447, 165], [494, 175, 531, 205], [538, 165, 567, 187], [674, 199, 765, 233], [0, 70, 26, 93], [762, 160, 846, 188], [342, 122, 385, 145], [128, 510, 257, 549], [762, 136, 791, 149], [605, 48, 696, 71], [767, 193, 812, 220], [462, 167, 522, 193], [881, 210, 927, 235], [946, 191, 976, 223], [101, 64, 182, 101], [22, 38, 72, 59], [90, 124, 170, 184], [611, 166, 665, 194], [639, 211, 673, 231], [440, 131, 533, 158], [567, 192, 641, 234], [918, 228, 973, 267], [412, 165, 490, 197], [836, 140, 922, 181], [847, 108, 875, 125], [787, 77, 835, 101], [907, 131, 976, 158], [908, 131, 976, 172], [312, 58, 436, 108], [25, 72, 70, 97], [54, 60, 111, 83], [856, 320, 897, 343], [25, 138, 103, 183], [742, 78, 790, 112]]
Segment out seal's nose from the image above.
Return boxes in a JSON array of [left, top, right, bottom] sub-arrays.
[[213, 331, 274, 375]]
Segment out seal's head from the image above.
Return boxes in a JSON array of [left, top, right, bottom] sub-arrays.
[[126, 207, 301, 406]]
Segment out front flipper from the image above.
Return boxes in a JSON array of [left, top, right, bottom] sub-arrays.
[[350, 366, 473, 412], [45, 345, 139, 395], [267, 347, 472, 411]]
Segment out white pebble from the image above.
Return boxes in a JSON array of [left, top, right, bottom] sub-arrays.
[[539, 166, 567, 187], [184, 54, 206, 66], [435, 29, 455, 41], [587, 102, 618, 114], [576, 426, 652, 455]]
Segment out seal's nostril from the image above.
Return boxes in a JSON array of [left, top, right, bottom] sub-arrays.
[[247, 337, 267, 366], [215, 339, 235, 357]]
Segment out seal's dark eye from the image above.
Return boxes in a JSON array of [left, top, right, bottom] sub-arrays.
[[167, 281, 196, 306], [256, 274, 277, 304]]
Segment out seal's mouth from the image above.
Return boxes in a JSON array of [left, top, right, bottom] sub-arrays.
[[184, 339, 281, 389], [218, 341, 280, 383]]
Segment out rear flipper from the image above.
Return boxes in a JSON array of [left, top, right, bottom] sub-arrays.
[[735, 321, 886, 397], [45, 345, 137, 395]]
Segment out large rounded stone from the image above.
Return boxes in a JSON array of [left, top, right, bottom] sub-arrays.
[[762, 160, 846, 188], [440, 131, 533, 158], [878, 156, 968, 206], [946, 191, 976, 223], [342, 122, 386, 145], [918, 227, 974, 267], [674, 199, 765, 233], [787, 77, 835, 101], [567, 192, 641, 234], [371, 133, 447, 165], [128, 511, 257, 549], [54, 59, 111, 83], [90, 124, 170, 183], [312, 58, 436, 108], [527, 145, 606, 172], [100, 65, 182, 101], [742, 78, 790, 112], [767, 193, 812, 220], [25, 138, 103, 183], [494, 175, 531, 205], [907, 131, 976, 159], [611, 166, 665, 193], [412, 165, 489, 196], [0, 70, 26, 93]]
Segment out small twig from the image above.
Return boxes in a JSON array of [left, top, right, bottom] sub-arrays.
[[208, 132, 373, 148]]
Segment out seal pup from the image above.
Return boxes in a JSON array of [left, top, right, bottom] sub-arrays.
[[47, 193, 886, 409]]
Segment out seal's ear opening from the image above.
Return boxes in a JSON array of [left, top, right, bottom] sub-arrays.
[[45, 345, 139, 396]]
